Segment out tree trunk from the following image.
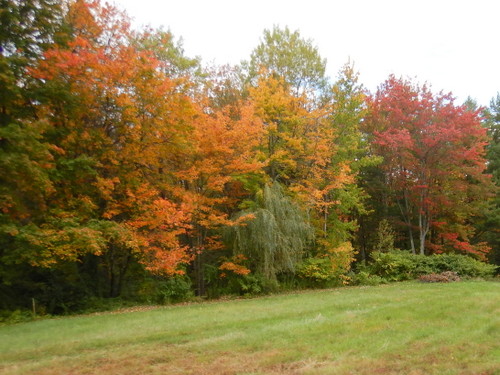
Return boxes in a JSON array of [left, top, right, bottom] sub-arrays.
[[398, 190, 416, 254], [408, 227, 416, 255], [194, 252, 205, 296], [193, 230, 206, 296], [418, 190, 431, 256]]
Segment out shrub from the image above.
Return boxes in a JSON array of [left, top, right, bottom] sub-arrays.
[[156, 277, 193, 304], [205, 261, 277, 298], [297, 257, 349, 288], [368, 250, 497, 281], [297, 257, 336, 284], [368, 250, 417, 281], [350, 270, 386, 286], [138, 276, 193, 304], [0, 309, 35, 325], [373, 219, 397, 253], [297, 242, 356, 288]]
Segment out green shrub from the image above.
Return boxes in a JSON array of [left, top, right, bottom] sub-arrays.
[[368, 250, 497, 281], [419, 254, 497, 278], [205, 261, 277, 298], [296, 257, 348, 288], [233, 273, 278, 296], [368, 251, 417, 281], [155, 277, 194, 304], [0, 309, 35, 325], [350, 270, 386, 286], [137, 276, 193, 304]]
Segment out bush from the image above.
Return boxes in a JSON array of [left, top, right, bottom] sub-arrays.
[[232, 273, 278, 295], [368, 251, 417, 281], [296, 242, 355, 288], [368, 250, 497, 281], [156, 277, 194, 304], [138, 276, 193, 304], [350, 270, 386, 286], [0, 309, 36, 325], [296, 257, 349, 288], [205, 261, 277, 298]]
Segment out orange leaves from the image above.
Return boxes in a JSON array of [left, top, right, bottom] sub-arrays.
[[18, 0, 364, 281], [219, 254, 251, 277], [127, 196, 192, 275], [175, 101, 264, 230], [184, 102, 264, 183], [142, 245, 192, 275]]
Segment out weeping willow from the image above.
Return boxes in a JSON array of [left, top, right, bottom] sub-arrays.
[[228, 182, 314, 280]]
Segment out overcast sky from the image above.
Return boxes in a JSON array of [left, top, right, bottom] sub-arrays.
[[112, 0, 499, 106]]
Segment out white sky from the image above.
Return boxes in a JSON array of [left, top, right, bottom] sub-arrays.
[[112, 0, 499, 106]]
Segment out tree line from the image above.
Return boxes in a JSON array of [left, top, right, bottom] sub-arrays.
[[0, 0, 498, 314]]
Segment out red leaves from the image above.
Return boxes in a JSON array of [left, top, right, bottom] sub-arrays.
[[367, 75, 492, 255]]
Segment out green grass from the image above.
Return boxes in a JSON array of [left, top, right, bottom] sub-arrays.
[[0, 281, 499, 374]]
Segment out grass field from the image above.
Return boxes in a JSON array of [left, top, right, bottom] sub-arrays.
[[0, 281, 498, 375]]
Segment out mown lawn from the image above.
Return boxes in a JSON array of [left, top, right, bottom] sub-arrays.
[[0, 281, 498, 375]]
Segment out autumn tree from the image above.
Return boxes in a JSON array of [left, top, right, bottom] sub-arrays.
[[172, 101, 264, 295], [307, 64, 374, 251], [241, 29, 368, 279], [365, 76, 492, 257], [0, 0, 204, 304]]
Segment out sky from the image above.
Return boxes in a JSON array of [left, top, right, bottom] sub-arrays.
[[112, 0, 499, 106]]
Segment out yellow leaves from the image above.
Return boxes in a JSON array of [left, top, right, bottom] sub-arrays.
[[314, 240, 357, 275], [96, 177, 120, 201], [247, 71, 364, 250], [328, 241, 357, 271]]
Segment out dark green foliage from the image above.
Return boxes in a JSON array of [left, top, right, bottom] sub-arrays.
[[485, 94, 500, 183], [0, 0, 65, 125], [475, 94, 500, 265], [143, 276, 194, 304], [368, 250, 497, 281], [0, 0, 63, 59], [205, 269, 273, 298], [0, 261, 94, 315]]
